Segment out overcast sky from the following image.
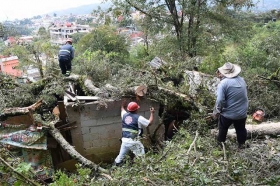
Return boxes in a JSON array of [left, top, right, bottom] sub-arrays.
[[0, 0, 102, 21]]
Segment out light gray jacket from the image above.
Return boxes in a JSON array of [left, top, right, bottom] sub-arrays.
[[214, 76, 248, 120]]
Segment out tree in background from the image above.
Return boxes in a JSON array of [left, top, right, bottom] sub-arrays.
[[75, 25, 129, 64], [71, 32, 87, 44], [108, 0, 255, 61], [0, 23, 4, 38], [2, 39, 58, 78], [0, 22, 33, 40], [38, 27, 50, 40]]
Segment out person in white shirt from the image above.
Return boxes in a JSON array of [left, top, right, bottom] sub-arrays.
[[114, 101, 155, 166]]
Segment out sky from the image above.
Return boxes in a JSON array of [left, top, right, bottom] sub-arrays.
[[0, 0, 102, 21]]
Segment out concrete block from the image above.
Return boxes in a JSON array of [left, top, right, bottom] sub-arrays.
[[105, 124, 122, 138], [90, 133, 100, 141], [82, 134, 92, 142], [81, 119, 98, 127], [83, 141, 92, 149], [81, 112, 98, 121], [96, 116, 120, 126], [108, 138, 122, 148], [98, 131, 110, 140], [82, 104, 99, 112], [81, 127, 90, 135], [92, 139, 108, 148], [88, 126, 106, 134]]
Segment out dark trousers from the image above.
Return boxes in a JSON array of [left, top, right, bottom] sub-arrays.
[[59, 57, 72, 74], [217, 115, 247, 145]]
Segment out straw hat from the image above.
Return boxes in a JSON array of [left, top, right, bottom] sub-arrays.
[[218, 62, 241, 78]]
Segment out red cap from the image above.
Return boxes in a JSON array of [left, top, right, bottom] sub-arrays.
[[66, 38, 72, 44], [127, 102, 140, 112], [252, 109, 265, 122]]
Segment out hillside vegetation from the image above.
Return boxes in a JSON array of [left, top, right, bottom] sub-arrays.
[[1, 0, 280, 185]]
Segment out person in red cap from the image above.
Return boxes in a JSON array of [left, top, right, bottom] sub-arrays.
[[58, 38, 74, 76], [114, 101, 155, 166]]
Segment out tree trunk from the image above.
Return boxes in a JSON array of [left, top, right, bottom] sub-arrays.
[[0, 99, 42, 120], [64, 75, 106, 96], [48, 124, 108, 173], [84, 79, 101, 95], [211, 122, 280, 139], [126, 85, 147, 97], [158, 86, 192, 102]]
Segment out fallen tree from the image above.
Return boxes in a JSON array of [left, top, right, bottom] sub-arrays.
[[0, 99, 43, 120], [0, 101, 109, 174], [211, 122, 280, 139], [47, 119, 108, 174]]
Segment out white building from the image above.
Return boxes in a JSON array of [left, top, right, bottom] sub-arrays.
[[49, 23, 91, 45]]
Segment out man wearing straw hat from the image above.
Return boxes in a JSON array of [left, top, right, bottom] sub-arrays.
[[212, 62, 249, 149]]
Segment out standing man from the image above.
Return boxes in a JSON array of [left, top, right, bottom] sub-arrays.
[[58, 38, 74, 76], [212, 62, 249, 149], [114, 101, 155, 166]]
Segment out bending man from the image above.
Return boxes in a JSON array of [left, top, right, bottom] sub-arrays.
[[114, 101, 155, 166], [58, 38, 74, 76]]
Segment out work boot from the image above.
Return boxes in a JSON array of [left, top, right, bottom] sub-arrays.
[[238, 143, 250, 149], [112, 161, 122, 167], [65, 71, 71, 77]]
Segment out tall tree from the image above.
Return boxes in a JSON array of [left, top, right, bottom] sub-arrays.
[[75, 25, 129, 63], [109, 0, 254, 58], [37, 27, 49, 39]]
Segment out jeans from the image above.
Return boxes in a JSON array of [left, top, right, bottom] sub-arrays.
[[115, 139, 145, 164], [217, 115, 247, 145]]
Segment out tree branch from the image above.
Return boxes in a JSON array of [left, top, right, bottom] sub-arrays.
[[0, 99, 43, 120]]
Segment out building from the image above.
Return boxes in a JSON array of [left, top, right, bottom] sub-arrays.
[[0, 56, 22, 77], [4, 36, 34, 46], [4, 37, 16, 46], [18, 36, 34, 45], [49, 23, 91, 45], [0, 56, 40, 82]]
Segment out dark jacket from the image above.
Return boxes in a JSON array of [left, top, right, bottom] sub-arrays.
[[58, 43, 74, 60], [122, 112, 140, 139]]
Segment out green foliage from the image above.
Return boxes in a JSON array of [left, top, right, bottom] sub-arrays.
[[37, 27, 50, 39], [73, 50, 112, 85], [14, 162, 32, 176], [50, 170, 76, 186], [197, 53, 224, 74], [50, 164, 92, 186], [2, 39, 58, 79], [199, 20, 280, 119], [0, 23, 32, 39], [75, 25, 129, 64], [71, 32, 87, 44], [129, 44, 154, 68], [110, 0, 254, 59], [88, 127, 280, 185]]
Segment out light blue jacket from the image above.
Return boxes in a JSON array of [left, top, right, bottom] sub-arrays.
[[214, 76, 248, 120]]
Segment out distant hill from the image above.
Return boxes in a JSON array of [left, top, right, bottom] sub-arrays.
[[47, 1, 278, 17], [48, 2, 111, 16]]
